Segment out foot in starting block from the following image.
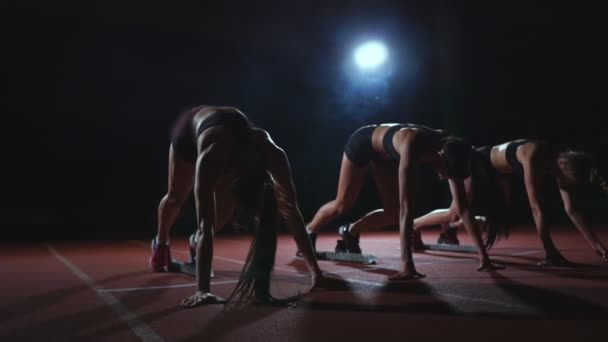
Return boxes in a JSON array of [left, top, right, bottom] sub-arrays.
[[337, 224, 362, 254], [422, 243, 477, 254]]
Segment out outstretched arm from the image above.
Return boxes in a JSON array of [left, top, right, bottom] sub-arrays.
[[560, 187, 607, 259], [389, 142, 424, 280], [182, 141, 228, 307], [523, 158, 567, 265], [449, 178, 502, 271]]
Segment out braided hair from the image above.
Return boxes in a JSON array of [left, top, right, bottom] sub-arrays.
[[558, 149, 608, 195]]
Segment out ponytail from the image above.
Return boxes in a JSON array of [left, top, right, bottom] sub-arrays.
[[226, 182, 279, 304], [470, 149, 511, 248], [591, 168, 608, 195]]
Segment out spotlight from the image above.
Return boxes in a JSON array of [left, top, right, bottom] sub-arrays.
[[354, 41, 388, 70]]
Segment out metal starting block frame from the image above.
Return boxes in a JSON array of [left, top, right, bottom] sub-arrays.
[[169, 259, 215, 278], [315, 251, 378, 265], [422, 244, 477, 254], [169, 233, 214, 277]]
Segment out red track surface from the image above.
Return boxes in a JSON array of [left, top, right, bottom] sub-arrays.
[[2, 226, 607, 342]]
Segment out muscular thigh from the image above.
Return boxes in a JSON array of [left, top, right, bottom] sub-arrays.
[[335, 154, 369, 208], [371, 161, 399, 215], [168, 144, 196, 200]]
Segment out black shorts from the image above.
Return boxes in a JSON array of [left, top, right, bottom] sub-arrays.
[[344, 125, 380, 166], [195, 110, 253, 138], [170, 107, 254, 163], [506, 140, 527, 175], [170, 108, 199, 162]]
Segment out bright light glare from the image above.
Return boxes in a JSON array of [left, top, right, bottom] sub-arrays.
[[354, 41, 388, 70]]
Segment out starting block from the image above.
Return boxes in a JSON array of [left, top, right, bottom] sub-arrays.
[[169, 259, 195, 275], [169, 233, 214, 277], [169, 259, 215, 277], [295, 235, 377, 265], [422, 244, 477, 254], [315, 251, 378, 265]]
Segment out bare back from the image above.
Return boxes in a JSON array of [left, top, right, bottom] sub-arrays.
[[371, 124, 446, 163], [191, 106, 270, 188], [489, 140, 552, 176]]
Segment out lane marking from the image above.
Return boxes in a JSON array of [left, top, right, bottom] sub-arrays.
[[128, 240, 299, 273], [61, 238, 598, 317], [213, 255, 298, 273], [510, 249, 543, 256], [99, 280, 240, 293], [99, 266, 383, 294], [48, 244, 165, 342], [100, 268, 382, 293]]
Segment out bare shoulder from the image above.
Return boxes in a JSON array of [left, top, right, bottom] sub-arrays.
[[394, 129, 425, 157], [521, 141, 551, 159], [250, 127, 272, 141], [250, 128, 279, 151], [196, 126, 225, 151], [520, 141, 553, 172], [250, 129, 290, 168]]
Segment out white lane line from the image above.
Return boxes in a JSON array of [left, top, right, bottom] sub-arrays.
[[100, 268, 382, 293], [47, 244, 165, 342], [510, 249, 543, 256], [280, 267, 381, 279], [213, 255, 297, 273], [99, 280, 240, 293], [128, 240, 299, 274], [100, 283, 197, 293], [131, 240, 536, 271], [326, 267, 379, 276]]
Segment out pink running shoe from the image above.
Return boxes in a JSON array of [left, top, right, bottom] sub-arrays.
[[149, 238, 172, 272]]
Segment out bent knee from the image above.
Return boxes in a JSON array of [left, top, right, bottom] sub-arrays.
[[334, 201, 353, 216], [447, 210, 461, 222]]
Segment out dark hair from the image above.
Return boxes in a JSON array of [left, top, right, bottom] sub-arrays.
[[227, 177, 280, 304], [470, 148, 511, 248], [558, 150, 595, 185], [441, 136, 472, 179], [232, 169, 270, 212], [591, 168, 608, 194]]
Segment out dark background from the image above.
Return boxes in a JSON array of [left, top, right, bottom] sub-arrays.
[[2, 0, 607, 241]]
